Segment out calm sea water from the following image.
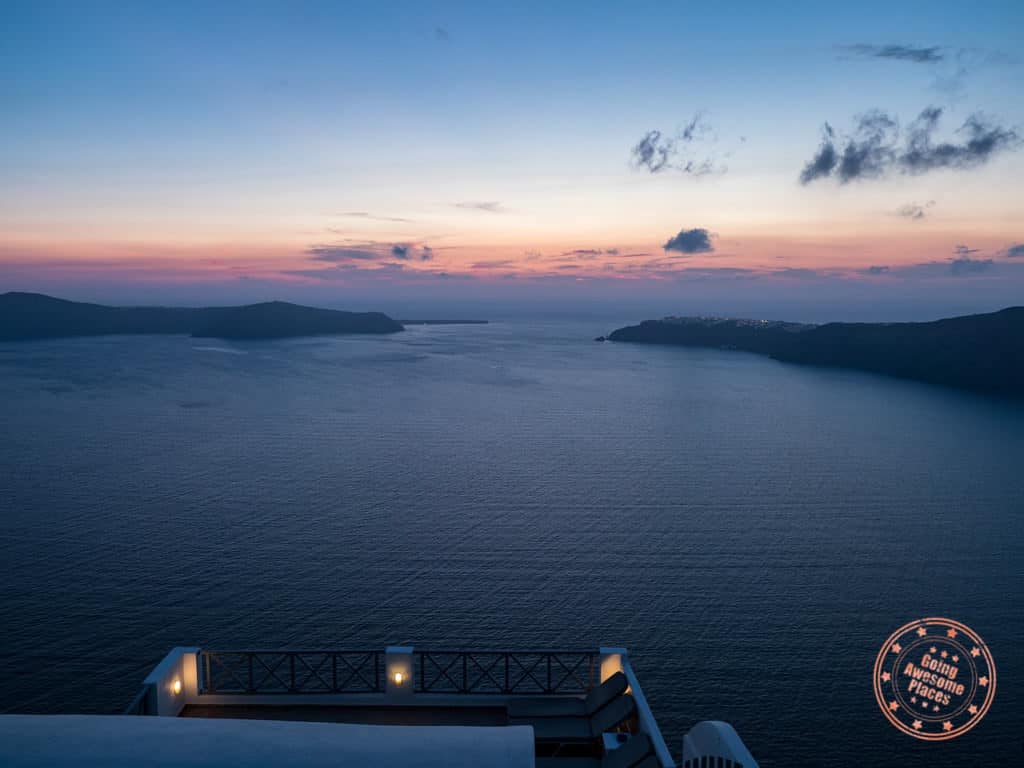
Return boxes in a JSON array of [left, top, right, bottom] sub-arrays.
[[1, 319, 1021, 766]]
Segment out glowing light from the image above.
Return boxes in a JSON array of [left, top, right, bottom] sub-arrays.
[[172, 679, 182, 695], [393, 672, 404, 686]]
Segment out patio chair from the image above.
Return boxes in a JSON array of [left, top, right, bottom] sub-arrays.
[[531, 693, 636, 743], [508, 672, 629, 720]]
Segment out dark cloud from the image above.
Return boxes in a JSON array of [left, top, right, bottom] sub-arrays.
[[901, 108, 1020, 174], [950, 256, 993, 275], [630, 130, 673, 173], [836, 111, 899, 182], [680, 114, 705, 141], [863, 265, 890, 275], [560, 248, 620, 259], [840, 44, 944, 64], [948, 245, 992, 275], [1004, 244, 1024, 258], [306, 245, 382, 262], [800, 107, 1020, 184], [896, 200, 936, 220], [630, 115, 721, 176], [663, 228, 714, 254], [455, 201, 504, 213], [305, 239, 435, 266], [799, 124, 838, 184]]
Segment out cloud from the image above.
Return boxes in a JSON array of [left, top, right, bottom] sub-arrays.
[[900, 108, 1020, 174], [680, 267, 757, 279], [950, 256, 993, 275], [863, 265, 890, 275], [948, 245, 992, 275], [896, 200, 936, 220], [773, 267, 822, 279], [839, 44, 944, 64], [930, 47, 1013, 99], [799, 124, 839, 184], [282, 262, 407, 281], [306, 245, 383, 262], [663, 228, 714, 254], [338, 211, 412, 223], [305, 239, 436, 266], [559, 248, 620, 260], [630, 114, 722, 176], [386, 243, 433, 260], [471, 259, 517, 269], [631, 130, 674, 173], [455, 201, 504, 213], [434, 26, 450, 42], [835, 111, 899, 183], [881, 249, 1006, 279], [800, 107, 1020, 184], [1003, 243, 1024, 258]]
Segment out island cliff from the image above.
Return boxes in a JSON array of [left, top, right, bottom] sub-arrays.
[[0, 292, 403, 341], [608, 308, 1024, 397]]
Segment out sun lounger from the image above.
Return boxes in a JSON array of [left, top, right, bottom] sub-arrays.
[[531, 694, 636, 743], [508, 672, 629, 720]]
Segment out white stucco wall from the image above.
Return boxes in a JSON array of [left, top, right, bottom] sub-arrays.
[[0, 715, 535, 768], [143, 647, 199, 716]]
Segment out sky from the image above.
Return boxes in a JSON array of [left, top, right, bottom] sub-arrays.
[[2, 0, 1023, 320]]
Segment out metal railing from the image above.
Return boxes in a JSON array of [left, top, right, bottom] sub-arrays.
[[415, 650, 599, 695], [123, 685, 151, 715], [199, 650, 383, 694], [195, 648, 599, 696]]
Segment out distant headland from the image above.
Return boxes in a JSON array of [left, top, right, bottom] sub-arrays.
[[0, 292, 404, 341], [398, 319, 489, 325], [607, 308, 1024, 397]]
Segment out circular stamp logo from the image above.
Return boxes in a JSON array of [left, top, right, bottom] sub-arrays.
[[873, 617, 995, 740]]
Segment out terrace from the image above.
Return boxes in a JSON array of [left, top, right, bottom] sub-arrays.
[[112, 644, 758, 767]]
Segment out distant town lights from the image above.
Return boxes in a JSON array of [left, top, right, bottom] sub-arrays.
[[172, 679, 182, 695]]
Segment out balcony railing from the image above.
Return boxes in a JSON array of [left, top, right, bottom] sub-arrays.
[[198, 650, 383, 694], [195, 648, 598, 696], [122, 685, 151, 715], [414, 650, 598, 695]]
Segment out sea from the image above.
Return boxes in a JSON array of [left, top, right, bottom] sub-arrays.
[[1, 318, 1021, 766]]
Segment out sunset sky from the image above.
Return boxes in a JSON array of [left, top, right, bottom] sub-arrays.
[[3, 1, 1023, 319]]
